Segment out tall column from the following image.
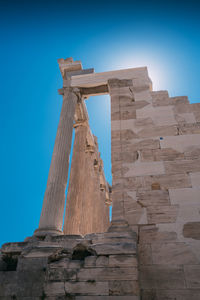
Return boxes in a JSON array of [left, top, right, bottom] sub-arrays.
[[34, 87, 79, 236], [64, 102, 111, 235]]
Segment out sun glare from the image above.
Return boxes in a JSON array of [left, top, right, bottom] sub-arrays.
[[109, 52, 171, 92]]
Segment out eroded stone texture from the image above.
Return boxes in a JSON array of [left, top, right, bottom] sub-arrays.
[[63, 104, 110, 235]]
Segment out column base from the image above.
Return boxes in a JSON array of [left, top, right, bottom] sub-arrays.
[[34, 227, 63, 237]]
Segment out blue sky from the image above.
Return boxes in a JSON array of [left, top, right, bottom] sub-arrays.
[[0, 0, 200, 246]]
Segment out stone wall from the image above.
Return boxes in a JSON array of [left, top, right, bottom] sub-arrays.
[[0, 221, 139, 299], [109, 78, 200, 299]]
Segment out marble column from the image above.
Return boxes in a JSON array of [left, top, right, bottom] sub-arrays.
[[34, 87, 79, 236], [64, 110, 110, 235]]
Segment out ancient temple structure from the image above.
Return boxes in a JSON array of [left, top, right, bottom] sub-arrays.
[[0, 58, 200, 299]]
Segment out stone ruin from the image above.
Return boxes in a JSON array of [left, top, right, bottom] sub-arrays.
[[0, 58, 200, 299]]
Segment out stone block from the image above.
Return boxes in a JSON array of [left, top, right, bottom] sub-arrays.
[[165, 160, 200, 174], [173, 103, 192, 113], [169, 187, 200, 205], [47, 268, 77, 281], [84, 256, 97, 267], [183, 222, 200, 240], [137, 105, 177, 126], [138, 125, 178, 138], [109, 280, 139, 296], [138, 243, 152, 265], [175, 112, 196, 124], [140, 148, 184, 162], [151, 242, 198, 265], [137, 190, 170, 206], [17, 257, 48, 271], [156, 289, 200, 300], [123, 177, 144, 190], [139, 225, 177, 244], [184, 265, 200, 288], [96, 256, 109, 267], [77, 267, 138, 281], [144, 173, 191, 189], [184, 146, 200, 160], [44, 282, 65, 296], [147, 205, 178, 224], [140, 265, 186, 289], [109, 255, 137, 267], [91, 241, 136, 255], [141, 289, 157, 300], [190, 172, 200, 187], [123, 161, 165, 177], [65, 281, 109, 295], [160, 134, 200, 152], [124, 139, 160, 152], [76, 297, 139, 300]]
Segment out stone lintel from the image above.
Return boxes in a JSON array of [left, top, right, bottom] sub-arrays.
[[63, 67, 151, 89]]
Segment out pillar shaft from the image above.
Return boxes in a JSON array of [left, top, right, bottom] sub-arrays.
[[64, 122, 110, 235], [35, 88, 79, 235]]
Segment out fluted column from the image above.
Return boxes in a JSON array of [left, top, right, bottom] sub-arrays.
[[34, 87, 79, 236]]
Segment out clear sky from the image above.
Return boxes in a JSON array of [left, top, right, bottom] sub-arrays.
[[0, 0, 200, 246]]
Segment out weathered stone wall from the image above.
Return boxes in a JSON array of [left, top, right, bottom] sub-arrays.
[[109, 77, 200, 299], [0, 221, 139, 299]]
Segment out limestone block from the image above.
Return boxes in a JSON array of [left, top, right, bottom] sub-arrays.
[[123, 177, 144, 190], [123, 161, 165, 177], [140, 148, 184, 162], [173, 103, 192, 113], [183, 222, 200, 240], [144, 173, 191, 190], [108, 280, 139, 296], [184, 146, 200, 160], [147, 205, 178, 224], [138, 125, 178, 138], [190, 102, 200, 112], [84, 256, 97, 267], [77, 267, 138, 281], [47, 268, 77, 281], [136, 105, 177, 126], [151, 242, 198, 265], [151, 90, 169, 105], [179, 122, 200, 134], [141, 289, 157, 300], [65, 281, 109, 295], [17, 257, 48, 271], [160, 134, 200, 152], [169, 187, 200, 205], [190, 172, 200, 187], [137, 190, 170, 206], [156, 289, 200, 300], [76, 297, 139, 300], [44, 282, 65, 296], [96, 256, 109, 267], [175, 112, 196, 124], [1, 242, 28, 254], [121, 129, 138, 141], [134, 90, 152, 102], [194, 110, 200, 122], [111, 120, 120, 131], [184, 265, 200, 288], [140, 265, 186, 289], [48, 258, 69, 269], [91, 241, 136, 255], [125, 205, 148, 225], [165, 160, 200, 174], [139, 225, 177, 244], [138, 243, 152, 265], [109, 255, 137, 267], [123, 139, 160, 152]]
